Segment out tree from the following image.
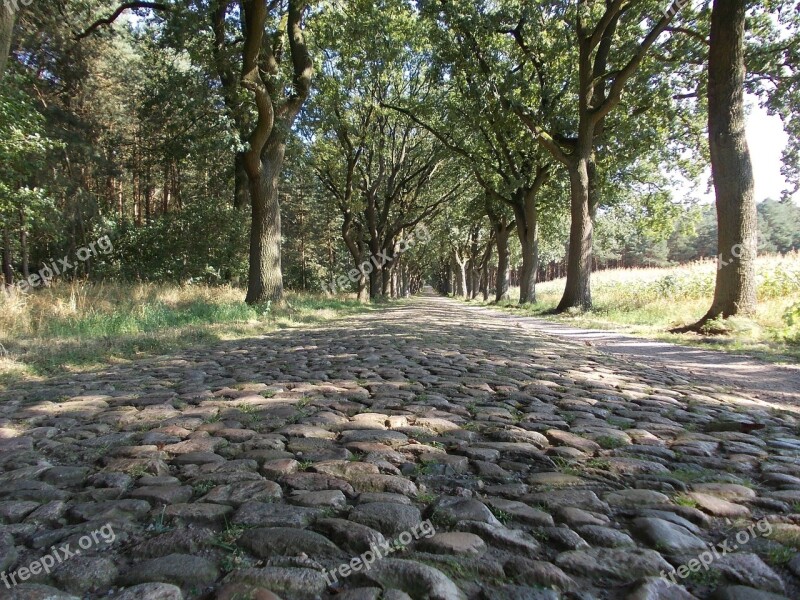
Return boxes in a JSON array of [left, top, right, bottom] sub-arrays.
[[309, 0, 458, 301], [503, 1, 690, 311], [237, 0, 312, 305], [694, 0, 757, 322], [421, 0, 703, 310], [485, 196, 515, 301], [0, 2, 14, 81]]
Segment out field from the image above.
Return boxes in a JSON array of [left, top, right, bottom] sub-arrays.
[[491, 252, 800, 364], [0, 283, 372, 389]]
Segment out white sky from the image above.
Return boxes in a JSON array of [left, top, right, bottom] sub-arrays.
[[681, 97, 798, 205], [746, 99, 795, 203]]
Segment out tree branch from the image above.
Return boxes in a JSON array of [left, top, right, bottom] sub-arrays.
[[75, 2, 168, 40]]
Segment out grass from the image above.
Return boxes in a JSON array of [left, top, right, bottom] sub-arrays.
[[472, 253, 800, 364], [0, 282, 374, 389], [674, 494, 700, 508]]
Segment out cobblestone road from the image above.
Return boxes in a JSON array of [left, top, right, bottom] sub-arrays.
[[1, 294, 799, 600]]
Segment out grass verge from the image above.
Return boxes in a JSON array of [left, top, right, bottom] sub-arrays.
[[464, 254, 800, 364], [0, 282, 373, 389]]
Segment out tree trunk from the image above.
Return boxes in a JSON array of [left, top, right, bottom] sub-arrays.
[[234, 151, 250, 210], [514, 189, 539, 305], [703, 0, 757, 319], [495, 224, 510, 302], [381, 258, 393, 297], [452, 253, 467, 298], [19, 205, 28, 279], [341, 213, 369, 303], [480, 258, 490, 301], [245, 140, 285, 305], [2, 224, 12, 289], [0, 3, 14, 82], [557, 156, 593, 311], [369, 266, 382, 299]]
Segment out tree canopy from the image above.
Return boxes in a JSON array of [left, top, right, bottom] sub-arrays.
[[1, 0, 798, 314]]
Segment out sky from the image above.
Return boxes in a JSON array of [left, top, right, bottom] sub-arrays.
[[746, 99, 796, 203], [682, 97, 798, 205]]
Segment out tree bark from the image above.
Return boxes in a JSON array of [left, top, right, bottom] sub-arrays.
[[2, 224, 12, 289], [234, 152, 250, 210], [245, 140, 285, 304], [342, 215, 369, 303], [19, 206, 28, 279], [0, 3, 15, 82], [557, 155, 594, 311], [703, 0, 756, 319], [513, 180, 544, 304], [452, 253, 467, 298], [239, 0, 311, 305], [495, 223, 511, 302], [479, 238, 494, 301]]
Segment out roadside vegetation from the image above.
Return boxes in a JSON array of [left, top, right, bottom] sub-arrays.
[[0, 283, 370, 388], [481, 253, 800, 363]]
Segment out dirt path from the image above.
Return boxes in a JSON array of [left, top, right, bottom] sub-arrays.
[[1, 295, 799, 600], [456, 297, 800, 409]]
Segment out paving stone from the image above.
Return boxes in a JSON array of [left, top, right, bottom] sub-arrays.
[[351, 558, 466, 600], [0, 501, 40, 523], [128, 486, 193, 505], [239, 527, 347, 561], [289, 489, 347, 509], [215, 584, 282, 600], [626, 577, 698, 599], [713, 553, 785, 594], [132, 528, 215, 558], [52, 556, 119, 594], [313, 518, 387, 554], [555, 548, 674, 581], [113, 583, 184, 600], [429, 497, 501, 526], [503, 556, 577, 592], [2, 584, 80, 599], [349, 502, 422, 537], [485, 498, 554, 526], [576, 524, 635, 548], [162, 502, 233, 525], [631, 517, 709, 555], [459, 522, 541, 557], [120, 554, 219, 587], [684, 492, 751, 518], [416, 532, 486, 556], [222, 567, 327, 600], [1, 531, 18, 571], [711, 587, 790, 600], [200, 480, 282, 506], [546, 430, 601, 453], [233, 502, 320, 527], [605, 489, 671, 507]]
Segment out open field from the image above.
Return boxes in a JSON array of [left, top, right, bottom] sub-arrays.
[[484, 252, 800, 364], [0, 283, 372, 388]]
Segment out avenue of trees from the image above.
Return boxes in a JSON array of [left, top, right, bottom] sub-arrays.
[[1, 0, 799, 323]]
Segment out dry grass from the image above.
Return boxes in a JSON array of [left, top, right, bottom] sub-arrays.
[[0, 282, 372, 388], [488, 253, 800, 364]]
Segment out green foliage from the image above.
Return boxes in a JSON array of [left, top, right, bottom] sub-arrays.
[[0, 70, 60, 226], [782, 302, 800, 344], [107, 199, 249, 283]]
